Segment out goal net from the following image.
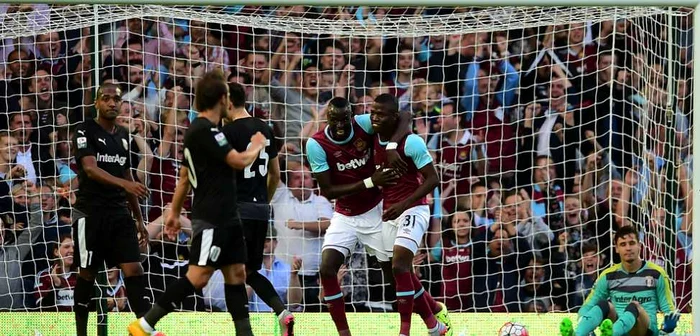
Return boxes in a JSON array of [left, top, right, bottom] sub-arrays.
[[0, 3, 693, 332]]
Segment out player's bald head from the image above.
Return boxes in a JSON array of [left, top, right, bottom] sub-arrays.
[[327, 97, 351, 118], [373, 93, 399, 116], [96, 83, 122, 100]]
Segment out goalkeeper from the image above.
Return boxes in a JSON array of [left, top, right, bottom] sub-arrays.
[[560, 225, 680, 336]]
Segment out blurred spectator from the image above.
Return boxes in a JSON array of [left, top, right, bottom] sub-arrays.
[[433, 209, 477, 311], [430, 102, 485, 213], [105, 268, 129, 312], [9, 112, 55, 183], [34, 233, 76, 311], [472, 221, 532, 312], [502, 190, 553, 253], [0, 190, 42, 310], [271, 160, 332, 311], [572, 242, 603, 308]]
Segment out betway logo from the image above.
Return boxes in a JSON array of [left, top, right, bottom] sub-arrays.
[[445, 255, 471, 263], [97, 153, 127, 166], [440, 161, 462, 172], [56, 289, 74, 306], [337, 156, 369, 171]]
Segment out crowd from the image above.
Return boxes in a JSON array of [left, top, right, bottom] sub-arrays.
[[0, 4, 693, 314]]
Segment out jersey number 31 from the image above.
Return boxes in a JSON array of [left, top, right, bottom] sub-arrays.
[[244, 139, 270, 178]]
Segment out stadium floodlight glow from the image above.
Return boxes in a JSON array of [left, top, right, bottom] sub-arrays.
[[0, 2, 696, 336]]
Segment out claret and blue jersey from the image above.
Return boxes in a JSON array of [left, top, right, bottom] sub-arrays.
[[306, 114, 381, 216]]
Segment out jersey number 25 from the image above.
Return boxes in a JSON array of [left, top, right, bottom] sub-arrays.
[[244, 139, 270, 178]]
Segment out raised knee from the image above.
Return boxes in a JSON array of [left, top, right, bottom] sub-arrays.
[[189, 275, 210, 289], [595, 299, 613, 318], [625, 301, 641, 317]]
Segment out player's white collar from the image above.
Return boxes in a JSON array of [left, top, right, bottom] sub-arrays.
[[324, 125, 354, 145]]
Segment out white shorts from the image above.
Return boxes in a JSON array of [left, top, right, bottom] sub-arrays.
[[382, 205, 431, 255], [322, 201, 393, 262]]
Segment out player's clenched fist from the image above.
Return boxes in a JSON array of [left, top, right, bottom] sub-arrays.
[[250, 131, 267, 150], [164, 212, 181, 239], [371, 166, 399, 187]]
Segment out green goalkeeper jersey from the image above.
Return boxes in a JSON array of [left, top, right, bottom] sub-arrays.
[[580, 261, 675, 332]]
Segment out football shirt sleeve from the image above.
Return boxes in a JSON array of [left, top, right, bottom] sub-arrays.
[[200, 128, 234, 162], [73, 125, 96, 161], [353, 114, 374, 134], [656, 268, 676, 314], [403, 134, 433, 169], [305, 138, 330, 173]]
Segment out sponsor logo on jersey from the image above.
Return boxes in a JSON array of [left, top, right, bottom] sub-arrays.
[[613, 295, 653, 304], [97, 153, 127, 166], [336, 155, 369, 171], [445, 254, 471, 263], [122, 138, 129, 150], [56, 289, 74, 306], [440, 161, 462, 172]]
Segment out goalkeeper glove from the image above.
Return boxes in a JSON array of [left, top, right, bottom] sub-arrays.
[[659, 310, 680, 335]]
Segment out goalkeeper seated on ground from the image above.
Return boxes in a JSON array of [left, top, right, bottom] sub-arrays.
[[560, 225, 680, 336]]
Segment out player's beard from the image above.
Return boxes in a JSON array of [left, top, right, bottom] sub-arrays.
[[218, 103, 229, 120], [100, 109, 118, 120]]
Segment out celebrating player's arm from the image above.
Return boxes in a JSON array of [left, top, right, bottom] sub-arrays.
[[381, 134, 439, 221], [165, 130, 267, 232], [306, 102, 412, 201]]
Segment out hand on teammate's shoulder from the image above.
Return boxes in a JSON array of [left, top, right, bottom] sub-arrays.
[[251, 131, 267, 149]]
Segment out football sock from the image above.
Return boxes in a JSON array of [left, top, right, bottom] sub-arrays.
[[225, 284, 254, 336], [144, 277, 195, 328], [246, 271, 285, 315], [123, 275, 150, 317], [612, 304, 640, 336], [73, 276, 94, 336], [394, 271, 415, 335], [321, 275, 349, 333], [413, 287, 438, 329], [412, 273, 441, 319], [575, 299, 609, 336]]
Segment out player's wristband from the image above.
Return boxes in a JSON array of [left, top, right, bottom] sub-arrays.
[[363, 177, 374, 189], [386, 142, 398, 150]]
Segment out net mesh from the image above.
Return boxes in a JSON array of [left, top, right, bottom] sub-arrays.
[[0, 3, 692, 323]]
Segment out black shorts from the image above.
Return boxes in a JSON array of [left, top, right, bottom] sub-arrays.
[[73, 213, 141, 271], [243, 220, 270, 271], [189, 224, 247, 268]]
